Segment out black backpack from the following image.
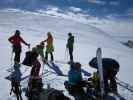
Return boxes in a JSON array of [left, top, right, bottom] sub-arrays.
[[22, 51, 33, 66]]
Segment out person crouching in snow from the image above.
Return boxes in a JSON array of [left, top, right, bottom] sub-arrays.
[[89, 57, 120, 94]]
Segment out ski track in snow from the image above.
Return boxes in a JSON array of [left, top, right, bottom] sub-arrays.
[[0, 10, 133, 100]]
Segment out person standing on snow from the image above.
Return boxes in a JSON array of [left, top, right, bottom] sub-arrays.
[[66, 32, 74, 63], [27, 52, 43, 100], [8, 30, 30, 64], [30, 52, 41, 78], [43, 32, 54, 62], [89, 57, 120, 94]]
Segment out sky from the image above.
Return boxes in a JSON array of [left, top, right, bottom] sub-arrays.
[[0, 0, 133, 40], [0, 0, 133, 19]]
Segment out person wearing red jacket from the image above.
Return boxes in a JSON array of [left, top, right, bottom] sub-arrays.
[[8, 30, 30, 64], [30, 52, 41, 78]]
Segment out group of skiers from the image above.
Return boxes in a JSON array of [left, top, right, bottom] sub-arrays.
[[8, 30, 120, 100], [64, 58, 119, 100]]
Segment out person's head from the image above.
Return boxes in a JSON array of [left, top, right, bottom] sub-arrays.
[[89, 57, 97, 69], [47, 32, 52, 37], [40, 41, 44, 46], [15, 30, 20, 36], [36, 44, 40, 48], [68, 32, 72, 37], [74, 62, 81, 70]]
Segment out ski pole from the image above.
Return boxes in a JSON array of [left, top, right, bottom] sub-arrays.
[[28, 44, 31, 51], [42, 60, 45, 75], [10, 46, 14, 66], [67, 48, 69, 60], [65, 47, 69, 61], [64, 47, 67, 61], [9, 46, 14, 72]]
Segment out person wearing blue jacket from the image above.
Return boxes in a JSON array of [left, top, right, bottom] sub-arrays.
[[68, 63, 82, 86], [89, 57, 120, 94], [64, 62, 88, 100]]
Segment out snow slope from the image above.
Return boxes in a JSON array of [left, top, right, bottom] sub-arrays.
[[0, 9, 133, 100]]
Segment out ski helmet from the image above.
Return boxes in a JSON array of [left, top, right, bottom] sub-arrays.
[[15, 30, 20, 36]]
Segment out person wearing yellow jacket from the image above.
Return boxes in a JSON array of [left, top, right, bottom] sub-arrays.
[[43, 32, 54, 62]]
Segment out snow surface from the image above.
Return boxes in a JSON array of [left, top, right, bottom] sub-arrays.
[[0, 9, 133, 100]]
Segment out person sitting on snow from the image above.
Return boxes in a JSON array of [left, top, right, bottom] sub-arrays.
[[64, 62, 88, 100]]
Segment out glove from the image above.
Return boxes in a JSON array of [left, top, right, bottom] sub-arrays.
[[27, 44, 30, 48], [66, 44, 68, 48], [10, 91, 12, 95], [40, 41, 44, 45]]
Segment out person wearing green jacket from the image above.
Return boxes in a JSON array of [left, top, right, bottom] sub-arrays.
[[66, 32, 74, 62], [32, 42, 45, 61]]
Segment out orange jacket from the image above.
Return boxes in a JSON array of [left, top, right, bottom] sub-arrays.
[[45, 35, 53, 45]]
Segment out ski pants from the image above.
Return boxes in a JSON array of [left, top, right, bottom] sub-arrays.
[[104, 70, 118, 93], [13, 45, 22, 63], [68, 48, 73, 62], [45, 51, 54, 61], [12, 85, 22, 100]]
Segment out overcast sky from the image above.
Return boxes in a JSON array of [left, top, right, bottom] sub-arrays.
[[0, 0, 133, 36], [0, 0, 133, 18]]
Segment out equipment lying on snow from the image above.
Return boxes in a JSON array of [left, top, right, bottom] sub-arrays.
[[22, 51, 33, 66], [39, 88, 70, 100], [25, 77, 70, 100], [123, 40, 133, 48], [25, 77, 43, 100]]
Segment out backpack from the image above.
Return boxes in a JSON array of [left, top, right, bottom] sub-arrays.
[[22, 51, 38, 66], [22, 51, 33, 66]]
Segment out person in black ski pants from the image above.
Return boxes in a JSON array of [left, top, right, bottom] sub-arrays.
[[8, 30, 30, 64], [89, 57, 120, 94], [66, 33, 74, 63]]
